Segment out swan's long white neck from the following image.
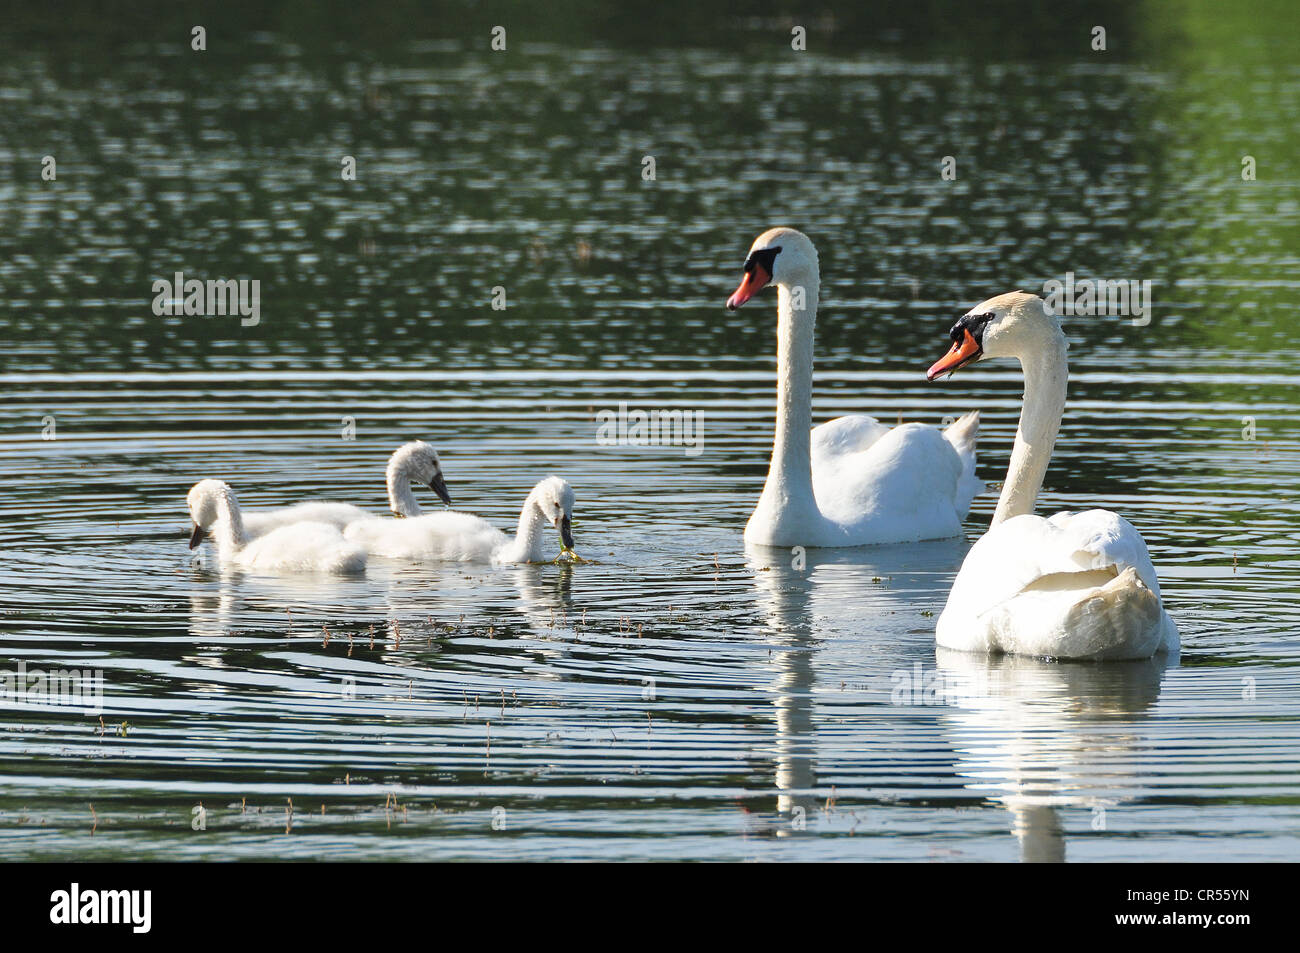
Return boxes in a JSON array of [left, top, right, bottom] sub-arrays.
[[210, 486, 249, 557], [993, 328, 1069, 525], [511, 495, 551, 563], [386, 453, 424, 518], [760, 275, 821, 522]]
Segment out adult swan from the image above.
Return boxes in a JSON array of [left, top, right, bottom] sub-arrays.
[[726, 227, 982, 547], [926, 291, 1178, 660]]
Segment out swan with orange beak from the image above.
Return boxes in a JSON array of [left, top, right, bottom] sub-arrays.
[[725, 226, 984, 548], [923, 291, 1178, 659]]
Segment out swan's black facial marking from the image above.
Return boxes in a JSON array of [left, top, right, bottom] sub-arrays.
[[744, 246, 782, 280], [949, 311, 994, 347]]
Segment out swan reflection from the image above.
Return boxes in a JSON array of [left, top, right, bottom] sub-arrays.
[[935, 648, 1174, 862], [747, 539, 969, 835]]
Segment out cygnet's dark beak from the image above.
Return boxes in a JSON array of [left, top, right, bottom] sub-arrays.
[[429, 472, 452, 506]]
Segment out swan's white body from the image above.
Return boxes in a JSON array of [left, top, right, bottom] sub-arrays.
[[238, 441, 451, 538], [804, 411, 983, 546], [728, 228, 982, 548], [187, 479, 367, 574], [344, 476, 575, 565], [940, 509, 1177, 659], [928, 291, 1178, 660]]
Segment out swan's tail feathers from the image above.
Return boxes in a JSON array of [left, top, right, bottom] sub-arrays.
[[943, 410, 984, 518], [1057, 566, 1169, 660], [942, 410, 980, 464]]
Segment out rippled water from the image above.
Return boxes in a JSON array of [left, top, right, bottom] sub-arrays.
[[1, 9, 1298, 860]]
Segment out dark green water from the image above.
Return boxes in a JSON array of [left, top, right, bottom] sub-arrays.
[[0, 1, 1297, 860]]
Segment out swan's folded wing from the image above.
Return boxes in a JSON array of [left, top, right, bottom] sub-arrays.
[[810, 415, 892, 467], [808, 421, 967, 542], [344, 511, 507, 561], [244, 501, 374, 536], [947, 509, 1162, 621], [1045, 509, 1163, 597], [241, 520, 367, 573]]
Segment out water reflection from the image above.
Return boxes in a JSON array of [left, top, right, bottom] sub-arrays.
[[512, 563, 578, 638], [748, 539, 969, 833], [748, 549, 818, 828], [936, 649, 1174, 862]]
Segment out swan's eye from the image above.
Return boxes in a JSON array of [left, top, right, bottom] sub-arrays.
[[954, 311, 994, 345]]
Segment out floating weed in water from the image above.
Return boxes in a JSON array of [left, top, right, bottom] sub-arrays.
[[554, 550, 594, 565]]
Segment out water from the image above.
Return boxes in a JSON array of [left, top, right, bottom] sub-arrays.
[[1, 6, 1298, 860]]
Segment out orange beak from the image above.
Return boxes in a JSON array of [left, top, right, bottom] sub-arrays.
[[927, 329, 982, 381], [726, 263, 772, 310]]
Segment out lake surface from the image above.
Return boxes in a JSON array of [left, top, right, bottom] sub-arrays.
[[0, 6, 1298, 860]]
